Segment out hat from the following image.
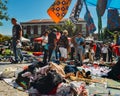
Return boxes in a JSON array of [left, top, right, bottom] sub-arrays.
[[78, 33, 82, 35], [52, 28, 57, 32], [63, 30, 68, 35], [114, 31, 118, 34]]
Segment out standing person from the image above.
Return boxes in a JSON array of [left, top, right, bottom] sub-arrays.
[[42, 31, 49, 64], [16, 40, 23, 63], [70, 36, 76, 60], [108, 43, 113, 62], [101, 44, 108, 62], [58, 30, 69, 62], [48, 28, 57, 62], [89, 41, 95, 63], [95, 43, 101, 60], [75, 33, 84, 65], [11, 18, 23, 63], [56, 31, 61, 60]]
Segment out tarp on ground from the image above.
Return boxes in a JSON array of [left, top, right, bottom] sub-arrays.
[[85, 0, 120, 9]]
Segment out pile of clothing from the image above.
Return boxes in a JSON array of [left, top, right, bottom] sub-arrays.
[[15, 61, 89, 96]]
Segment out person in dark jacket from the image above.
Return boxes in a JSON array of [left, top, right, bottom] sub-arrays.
[[48, 28, 57, 62], [58, 30, 69, 62]]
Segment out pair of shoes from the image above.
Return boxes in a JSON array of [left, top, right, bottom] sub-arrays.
[[12, 61, 18, 64], [20, 60, 24, 64]]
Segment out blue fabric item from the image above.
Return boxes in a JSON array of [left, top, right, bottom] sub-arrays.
[[84, 10, 96, 33], [85, 0, 120, 9], [85, 0, 97, 6], [117, 37, 120, 45], [64, 65, 78, 74], [75, 37, 84, 49], [44, 44, 49, 50], [107, 9, 120, 30]]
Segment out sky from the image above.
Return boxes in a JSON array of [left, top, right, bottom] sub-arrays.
[[0, 0, 108, 36]]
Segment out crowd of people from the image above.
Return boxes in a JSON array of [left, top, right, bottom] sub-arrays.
[[41, 28, 120, 65], [10, 18, 120, 65]]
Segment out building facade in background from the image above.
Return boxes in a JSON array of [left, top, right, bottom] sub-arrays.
[[20, 18, 87, 40]]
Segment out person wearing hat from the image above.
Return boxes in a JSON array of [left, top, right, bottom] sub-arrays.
[[11, 18, 23, 63], [48, 28, 57, 62], [58, 30, 69, 62]]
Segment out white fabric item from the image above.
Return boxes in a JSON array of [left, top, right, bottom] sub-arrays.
[[101, 46, 108, 53], [59, 47, 67, 58], [42, 36, 48, 46], [16, 42, 22, 48], [21, 36, 30, 42]]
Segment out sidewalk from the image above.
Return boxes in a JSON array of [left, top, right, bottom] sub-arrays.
[[0, 62, 29, 96]]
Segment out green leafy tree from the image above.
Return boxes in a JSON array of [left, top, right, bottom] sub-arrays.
[[0, 0, 9, 26], [0, 33, 11, 42], [49, 20, 75, 36], [62, 20, 75, 36], [102, 27, 114, 42], [24, 33, 28, 38]]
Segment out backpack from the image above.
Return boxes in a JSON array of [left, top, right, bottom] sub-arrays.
[[15, 69, 30, 90], [30, 70, 63, 94], [15, 61, 45, 89]]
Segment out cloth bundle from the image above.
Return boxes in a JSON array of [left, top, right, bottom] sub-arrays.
[[96, 0, 107, 16], [84, 0, 96, 34], [47, 0, 72, 23], [69, 0, 83, 24], [107, 9, 120, 31], [84, 10, 96, 33]]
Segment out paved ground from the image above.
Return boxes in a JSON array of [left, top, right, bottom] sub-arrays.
[[0, 62, 29, 96]]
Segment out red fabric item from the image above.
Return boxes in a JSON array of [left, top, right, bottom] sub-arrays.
[[56, 32, 61, 42], [48, 83, 61, 95], [34, 37, 43, 42], [112, 44, 120, 56], [33, 52, 43, 56], [116, 47, 120, 56], [93, 44, 96, 53]]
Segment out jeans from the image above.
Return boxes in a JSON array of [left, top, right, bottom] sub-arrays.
[[12, 40, 18, 62], [70, 47, 75, 60], [48, 45, 55, 62], [42, 46, 48, 64], [16, 48, 23, 62], [12, 40, 23, 62]]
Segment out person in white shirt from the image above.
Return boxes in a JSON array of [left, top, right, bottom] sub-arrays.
[[16, 40, 23, 63], [101, 44, 108, 62], [42, 31, 49, 64]]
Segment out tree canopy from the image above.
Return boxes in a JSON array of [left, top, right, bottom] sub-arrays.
[[0, 0, 9, 26]]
